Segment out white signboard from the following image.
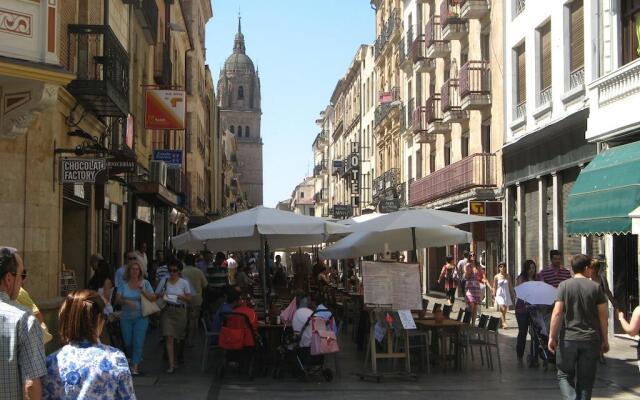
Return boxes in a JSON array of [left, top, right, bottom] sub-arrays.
[[362, 261, 422, 310]]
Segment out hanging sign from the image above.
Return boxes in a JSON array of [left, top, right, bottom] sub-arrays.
[[350, 141, 360, 208], [153, 149, 183, 168], [61, 158, 107, 183], [144, 89, 186, 130]]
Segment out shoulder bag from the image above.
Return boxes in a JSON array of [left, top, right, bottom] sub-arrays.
[[141, 280, 166, 317]]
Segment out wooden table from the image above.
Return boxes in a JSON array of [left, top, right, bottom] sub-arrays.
[[412, 312, 435, 320], [415, 319, 465, 370]]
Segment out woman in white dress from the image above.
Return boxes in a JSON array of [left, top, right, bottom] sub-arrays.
[[492, 262, 515, 328]]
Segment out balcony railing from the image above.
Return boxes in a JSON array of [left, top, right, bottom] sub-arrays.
[[312, 130, 328, 149], [514, 0, 525, 17], [569, 66, 585, 90], [460, 61, 491, 109], [442, 79, 468, 122], [460, 0, 491, 19], [538, 86, 552, 107], [441, 0, 468, 40], [372, 168, 400, 202], [425, 16, 451, 58], [409, 153, 496, 206], [314, 188, 328, 203], [313, 160, 327, 176], [67, 25, 129, 117], [374, 87, 401, 127], [374, 8, 401, 59], [426, 94, 443, 123], [514, 101, 527, 120], [154, 43, 172, 85]]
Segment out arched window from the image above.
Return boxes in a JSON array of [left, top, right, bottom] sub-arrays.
[[237, 126, 243, 136], [238, 86, 244, 99], [245, 126, 250, 137], [230, 126, 235, 134]]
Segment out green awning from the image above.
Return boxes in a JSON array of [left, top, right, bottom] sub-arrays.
[[566, 141, 640, 236]]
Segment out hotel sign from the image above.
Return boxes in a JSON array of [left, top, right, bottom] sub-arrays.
[[349, 141, 360, 208]]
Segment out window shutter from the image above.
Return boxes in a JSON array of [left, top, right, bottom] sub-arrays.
[[570, 1, 584, 72], [516, 44, 526, 104], [540, 23, 552, 90]]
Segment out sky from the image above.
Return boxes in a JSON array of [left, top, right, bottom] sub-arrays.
[[205, 0, 374, 207]]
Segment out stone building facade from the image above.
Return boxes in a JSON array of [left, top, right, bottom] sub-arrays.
[[217, 18, 263, 207]]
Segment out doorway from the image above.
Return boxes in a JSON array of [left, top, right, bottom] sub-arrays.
[[613, 234, 639, 333]]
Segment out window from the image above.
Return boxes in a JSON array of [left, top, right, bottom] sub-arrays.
[[481, 31, 490, 61], [408, 155, 413, 182], [481, 123, 491, 153], [237, 126, 243, 136], [416, 148, 422, 179], [245, 126, 250, 137], [238, 86, 244, 99], [461, 133, 469, 158], [300, 192, 304, 198], [309, 207, 315, 217], [429, 150, 436, 173], [230, 126, 235, 134], [538, 22, 552, 104], [621, 0, 640, 65], [568, 0, 584, 89], [515, 43, 526, 113], [444, 141, 451, 166]]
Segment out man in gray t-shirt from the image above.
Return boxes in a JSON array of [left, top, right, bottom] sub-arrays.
[[549, 254, 608, 400]]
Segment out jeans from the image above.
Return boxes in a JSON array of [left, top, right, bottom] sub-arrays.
[[515, 312, 537, 359], [556, 340, 600, 400], [120, 316, 149, 365]]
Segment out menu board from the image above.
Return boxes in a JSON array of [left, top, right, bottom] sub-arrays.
[[362, 261, 422, 310]]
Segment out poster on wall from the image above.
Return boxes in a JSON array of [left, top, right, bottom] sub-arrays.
[[362, 261, 422, 310], [144, 89, 186, 130]]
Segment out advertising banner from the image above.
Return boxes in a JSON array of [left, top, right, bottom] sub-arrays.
[[145, 89, 186, 130], [152, 149, 183, 168]]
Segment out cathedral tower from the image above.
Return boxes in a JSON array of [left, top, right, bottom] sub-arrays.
[[217, 16, 263, 206]]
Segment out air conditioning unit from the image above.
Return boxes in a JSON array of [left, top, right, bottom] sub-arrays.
[[150, 160, 167, 186], [166, 168, 183, 193]]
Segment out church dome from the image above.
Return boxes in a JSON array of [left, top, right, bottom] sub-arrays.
[[223, 52, 255, 74], [222, 17, 255, 75]]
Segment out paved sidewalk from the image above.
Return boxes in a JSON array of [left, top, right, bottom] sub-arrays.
[[133, 296, 640, 399]]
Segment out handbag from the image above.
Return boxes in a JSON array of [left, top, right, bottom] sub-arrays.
[[141, 295, 161, 317], [310, 317, 340, 356]]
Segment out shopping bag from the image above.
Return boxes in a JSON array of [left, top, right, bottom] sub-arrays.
[[310, 318, 339, 355]]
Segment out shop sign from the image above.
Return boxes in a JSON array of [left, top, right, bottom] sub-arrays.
[[61, 158, 106, 183], [152, 149, 183, 168], [136, 205, 152, 224], [378, 199, 400, 214], [107, 158, 136, 175], [468, 200, 502, 217], [350, 141, 360, 208], [333, 204, 352, 219], [144, 89, 186, 130]]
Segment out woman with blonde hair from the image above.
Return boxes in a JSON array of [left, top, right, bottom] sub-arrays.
[[116, 261, 155, 375], [43, 289, 135, 398]]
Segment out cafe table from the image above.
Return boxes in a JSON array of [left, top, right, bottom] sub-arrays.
[[415, 319, 465, 371], [257, 320, 286, 374]]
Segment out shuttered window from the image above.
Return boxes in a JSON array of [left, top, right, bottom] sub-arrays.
[[540, 23, 552, 91], [570, 0, 584, 72], [516, 44, 526, 104]]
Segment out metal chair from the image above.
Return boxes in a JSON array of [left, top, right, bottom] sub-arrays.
[[485, 316, 502, 373], [466, 314, 490, 366], [432, 303, 442, 313], [455, 308, 464, 321], [442, 304, 453, 318], [200, 315, 220, 372]]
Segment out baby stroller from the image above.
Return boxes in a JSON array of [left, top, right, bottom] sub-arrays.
[[527, 305, 555, 370], [275, 312, 338, 382]]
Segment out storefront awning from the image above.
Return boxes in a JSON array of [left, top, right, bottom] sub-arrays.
[[566, 141, 640, 235]]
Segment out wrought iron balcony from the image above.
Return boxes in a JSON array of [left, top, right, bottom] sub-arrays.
[[441, 0, 468, 41], [154, 43, 172, 85], [413, 106, 437, 144], [411, 35, 436, 73], [441, 79, 467, 123], [372, 168, 401, 202], [409, 153, 496, 206], [374, 8, 401, 59], [426, 94, 450, 134], [313, 159, 327, 176], [460, 0, 491, 19], [374, 87, 401, 128], [124, 0, 159, 44], [314, 188, 328, 204], [399, 37, 411, 72], [425, 16, 450, 58], [67, 25, 129, 117], [312, 130, 329, 149], [460, 61, 491, 110]]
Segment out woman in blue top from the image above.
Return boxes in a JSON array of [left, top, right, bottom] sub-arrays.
[[43, 289, 136, 399], [116, 261, 155, 375]]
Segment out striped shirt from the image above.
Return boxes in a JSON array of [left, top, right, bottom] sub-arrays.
[[536, 266, 572, 288], [0, 291, 47, 399]]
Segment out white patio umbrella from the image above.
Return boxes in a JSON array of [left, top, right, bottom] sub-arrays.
[[321, 225, 472, 259], [515, 281, 557, 305], [342, 208, 497, 261], [171, 206, 350, 308], [339, 212, 383, 225]]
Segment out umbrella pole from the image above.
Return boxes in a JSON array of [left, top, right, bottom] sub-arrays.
[[411, 227, 418, 263], [260, 234, 268, 316]]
